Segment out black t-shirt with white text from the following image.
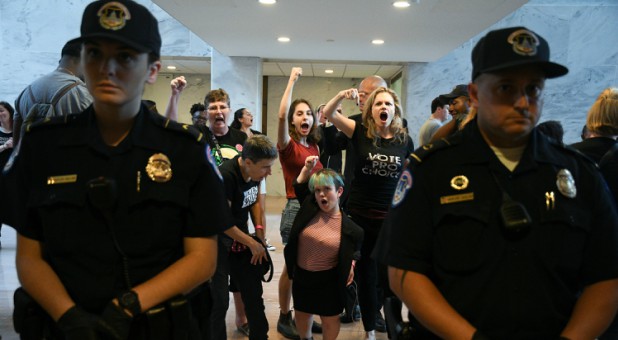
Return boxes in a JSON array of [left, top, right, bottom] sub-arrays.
[[348, 123, 414, 213], [219, 155, 259, 235]]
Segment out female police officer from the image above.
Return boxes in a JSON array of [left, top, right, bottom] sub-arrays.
[[7, 1, 230, 339]]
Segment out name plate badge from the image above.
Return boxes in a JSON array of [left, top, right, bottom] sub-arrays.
[[440, 192, 474, 205], [47, 174, 77, 185]]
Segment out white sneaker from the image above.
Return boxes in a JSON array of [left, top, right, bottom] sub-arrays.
[[365, 330, 376, 340], [265, 238, 276, 251]]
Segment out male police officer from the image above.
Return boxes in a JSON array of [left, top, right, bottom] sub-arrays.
[[379, 27, 618, 339]]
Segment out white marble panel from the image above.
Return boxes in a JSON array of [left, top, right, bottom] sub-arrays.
[[211, 51, 263, 128], [403, 0, 618, 147], [0, 0, 213, 104]]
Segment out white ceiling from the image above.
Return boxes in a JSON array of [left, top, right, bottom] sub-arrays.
[[154, 0, 528, 79]]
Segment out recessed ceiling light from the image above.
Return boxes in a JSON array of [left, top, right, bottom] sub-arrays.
[[167, 65, 177, 70], [325, 69, 334, 74], [258, 0, 276, 4], [278, 37, 290, 43], [372, 39, 385, 45], [393, 1, 411, 8]]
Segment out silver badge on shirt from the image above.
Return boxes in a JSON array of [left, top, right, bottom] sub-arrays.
[[556, 169, 576, 198]]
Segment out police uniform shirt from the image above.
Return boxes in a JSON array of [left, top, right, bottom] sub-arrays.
[[219, 154, 260, 235], [347, 123, 414, 214], [10, 105, 231, 313], [380, 121, 618, 338]]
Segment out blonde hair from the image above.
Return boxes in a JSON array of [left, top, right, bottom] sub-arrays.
[[586, 87, 618, 137], [361, 87, 408, 146]]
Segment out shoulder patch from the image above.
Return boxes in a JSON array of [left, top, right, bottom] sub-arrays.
[[25, 114, 79, 133], [205, 144, 223, 181], [152, 114, 203, 143], [391, 169, 413, 207]]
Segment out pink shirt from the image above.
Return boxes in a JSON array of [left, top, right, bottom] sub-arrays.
[[297, 211, 342, 271]]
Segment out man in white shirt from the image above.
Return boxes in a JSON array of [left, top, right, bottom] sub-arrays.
[[418, 97, 450, 146]]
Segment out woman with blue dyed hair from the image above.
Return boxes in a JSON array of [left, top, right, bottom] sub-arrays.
[[284, 156, 363, 340]]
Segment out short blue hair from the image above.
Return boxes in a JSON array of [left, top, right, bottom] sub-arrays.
[[308, 168, 344, 193]]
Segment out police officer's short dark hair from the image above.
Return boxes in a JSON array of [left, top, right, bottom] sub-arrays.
[[242, 135, 277, 163]]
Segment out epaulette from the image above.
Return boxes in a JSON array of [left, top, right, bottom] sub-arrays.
[[407, 134, 462, 167], [154, 115, 204, 143], [25, 114, 80, 133]]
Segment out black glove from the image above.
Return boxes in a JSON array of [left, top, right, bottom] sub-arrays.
[[472, 330, 491, 340], [56, 305, 111, 340], [99, 301, 133, 340]]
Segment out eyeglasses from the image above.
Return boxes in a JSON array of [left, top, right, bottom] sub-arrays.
[[207, 105, 229, 112]]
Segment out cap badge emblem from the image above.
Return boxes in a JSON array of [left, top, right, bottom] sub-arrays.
[[450, 175, 469, 191], [146, 153, 172, 183], [556, 168, 576, 198], [507, 29, 539, 56], [97, 2, 131, 31]]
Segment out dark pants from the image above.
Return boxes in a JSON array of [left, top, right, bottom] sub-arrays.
[[351, 214, 391, 332], [229, 250, 269, 340], [189, 283, 212, 340], [210, 238, 232, 340], [343, 281, 358, 318]]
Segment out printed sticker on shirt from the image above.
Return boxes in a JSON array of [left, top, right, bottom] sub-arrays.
[[392, 169, 412, 207], [206, 145, 223, 181]]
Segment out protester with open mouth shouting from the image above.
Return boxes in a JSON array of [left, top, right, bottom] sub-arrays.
[[322, 86, 414, 340], [284, 155, 363, 340], [276, 67, 324, 339]]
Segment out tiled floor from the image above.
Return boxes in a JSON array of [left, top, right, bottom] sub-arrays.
[[0, 196, 390, 339]]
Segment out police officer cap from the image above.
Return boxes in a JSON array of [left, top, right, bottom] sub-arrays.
[[471, 26, 568, 80], [439, 84, 469, 102], [68, 0, 161, 58]]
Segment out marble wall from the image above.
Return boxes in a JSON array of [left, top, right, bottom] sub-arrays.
[[403, 0, 618, 145], [0, 0, 211, 107]]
